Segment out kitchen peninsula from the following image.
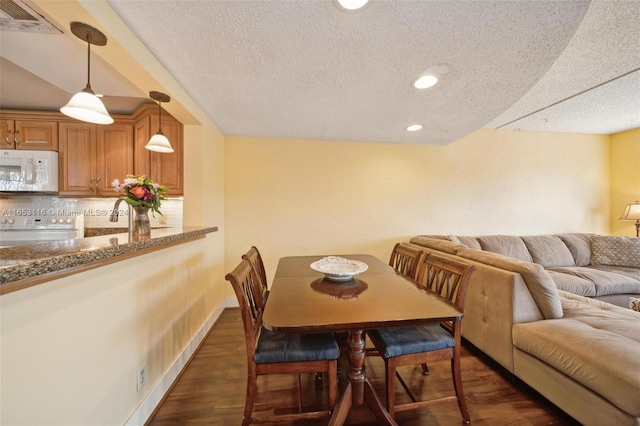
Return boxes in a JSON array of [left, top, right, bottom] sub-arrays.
[[0, 226, 218, 294], [1, 225, 224, 426]]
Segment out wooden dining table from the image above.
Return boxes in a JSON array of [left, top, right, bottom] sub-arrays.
[[262, 254, 464, 426]]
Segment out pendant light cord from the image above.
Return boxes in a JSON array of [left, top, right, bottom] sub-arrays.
[[157, 100, 163, 132], [86, 35, 93, 91]]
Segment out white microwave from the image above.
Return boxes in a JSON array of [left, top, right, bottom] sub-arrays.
[[0, 149, 59, 193]]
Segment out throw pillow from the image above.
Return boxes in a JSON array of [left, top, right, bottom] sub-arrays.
[[630, 297, 640, 312], [590, 236, 640, 268]]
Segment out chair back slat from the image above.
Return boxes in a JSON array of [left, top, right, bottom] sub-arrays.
[[417, 253, 476, 309], [225, 259, 263, 358], [242, 246, 268, 308], [389, 243, 425, 280], [416, 253, 475, 334]]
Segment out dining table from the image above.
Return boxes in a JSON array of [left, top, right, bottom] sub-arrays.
[[262, 254, 464, 426]]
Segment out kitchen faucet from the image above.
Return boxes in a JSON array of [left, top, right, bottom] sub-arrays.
[[109, 197, 133, 236]]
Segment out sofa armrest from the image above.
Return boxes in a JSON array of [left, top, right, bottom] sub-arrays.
[[460, 257, 544, 372]]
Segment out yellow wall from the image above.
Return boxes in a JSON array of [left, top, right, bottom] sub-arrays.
[[0, 237, 221, 425], [225, 129, 610, 282], [610, 128, 640, 236]]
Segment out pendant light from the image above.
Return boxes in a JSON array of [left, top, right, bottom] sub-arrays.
[[145, 91, 174, 153], [60, 22, 114, 125]]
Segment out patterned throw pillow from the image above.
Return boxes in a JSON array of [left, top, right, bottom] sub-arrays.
[[590, 236, 640, 268], [630, 297, 640, 312]]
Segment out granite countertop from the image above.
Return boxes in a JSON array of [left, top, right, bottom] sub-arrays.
[[0, 226, 218, 292]]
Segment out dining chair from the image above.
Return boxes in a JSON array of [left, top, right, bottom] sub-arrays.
[[366, 243, 427, 357], [389, 242, 425, 280], [242, 246, 269, 308], [225, 259, 340, 425], [366, 253, 476, 422]]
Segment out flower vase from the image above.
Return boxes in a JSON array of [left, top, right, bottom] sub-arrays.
[[132, 206, 151, 237]]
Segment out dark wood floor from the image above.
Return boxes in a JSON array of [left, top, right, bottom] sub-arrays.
[[148, 308, 581, 425]]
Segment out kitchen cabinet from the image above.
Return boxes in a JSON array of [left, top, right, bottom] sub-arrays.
[[58, 122, 133, 196], [133, 104, 183, 195], [0, 118, 58, 150]]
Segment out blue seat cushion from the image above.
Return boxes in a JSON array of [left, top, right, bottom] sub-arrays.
[[254, 327, 340, 364], [369, 325, 454, 358]]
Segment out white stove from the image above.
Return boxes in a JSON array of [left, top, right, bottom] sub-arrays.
[[0, 197, 84, 247]]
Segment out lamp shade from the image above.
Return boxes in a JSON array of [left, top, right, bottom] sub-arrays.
[[620, 202, 640, 221], [145, 131, 174, 153], [60, 88, 114, 125]]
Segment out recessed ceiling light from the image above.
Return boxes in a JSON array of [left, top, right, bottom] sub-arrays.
[[413, 75, 439, 90], [335, 0, 371, 12], [406, 124, 423, 132]]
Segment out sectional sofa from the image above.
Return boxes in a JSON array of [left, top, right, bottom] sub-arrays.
[[403, 233, 640, 426]]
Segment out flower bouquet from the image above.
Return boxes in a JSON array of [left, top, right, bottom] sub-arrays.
[[112, 174, 168, 216]]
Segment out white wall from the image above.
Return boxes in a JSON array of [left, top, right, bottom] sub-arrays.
[[225, 128, 610, 282]]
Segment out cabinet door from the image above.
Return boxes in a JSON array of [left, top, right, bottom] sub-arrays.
[[134, 114, 183, 195], [96, 124, 134, 196], [0, 119, 15, 149], [59, 122, 97, 196], [133, 117, 151, 177], [149, 116, 183, 195], [15, 120, 58, 150]]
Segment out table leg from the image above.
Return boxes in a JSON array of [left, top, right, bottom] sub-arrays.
[[328, 330, 398, 426]]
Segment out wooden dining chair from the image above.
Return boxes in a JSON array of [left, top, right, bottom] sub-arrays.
[[389, 242, 425, 280], [225, 259, 340, 425], [242, 246, 269, 308], [367, 253, 476, 422]]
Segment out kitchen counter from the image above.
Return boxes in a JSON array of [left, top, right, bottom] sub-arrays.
[[0, 226, 218, 294]]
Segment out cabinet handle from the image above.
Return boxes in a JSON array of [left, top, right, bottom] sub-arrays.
[[14, 130, 19, 145], [89, 178, 94, 192], [5, 130, 11, 146]]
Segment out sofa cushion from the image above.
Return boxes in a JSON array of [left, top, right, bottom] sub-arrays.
[[477, 235, 533, 262], [587, 264, 640, 281], [450, 235, 482, 250], [457, 248, 563, 319], [546, 270, 596, 297], [522, 235, 575, 268], [513, 291, 640, 417], [547, 266, 640, 296], [591, 235, 640, 268], [556, 233, 593, 267]]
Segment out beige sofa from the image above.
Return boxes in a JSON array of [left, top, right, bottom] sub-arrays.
[[404, 234, 640, 426]]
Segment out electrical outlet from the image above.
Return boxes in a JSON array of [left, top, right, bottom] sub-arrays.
[[136, 364, 146, 392]]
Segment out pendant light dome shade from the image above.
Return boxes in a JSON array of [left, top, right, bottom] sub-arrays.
[[61, 87, 113, 125], [146, 130, 174, 153], [145, 91, 174, 153], [61, 22, 114, 125]]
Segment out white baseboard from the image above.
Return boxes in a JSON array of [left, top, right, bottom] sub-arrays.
[[124, 297, 239, 425]]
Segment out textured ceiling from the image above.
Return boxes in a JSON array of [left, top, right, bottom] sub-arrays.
[[1, 0, 639, 144]]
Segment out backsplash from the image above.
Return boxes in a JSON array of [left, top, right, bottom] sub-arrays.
[[0, 194, 183, 230], [79, 197, 183, 228]]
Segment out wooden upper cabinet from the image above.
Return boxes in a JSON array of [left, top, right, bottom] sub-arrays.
[[0, 118, 58, 150], [2, 106, 183, 198], [59, 122, 133, 197], [58, 122, 97, 196], [97, 124, 134, 195], [0, 119, 14, 149], [133, 105, 183, 195]]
